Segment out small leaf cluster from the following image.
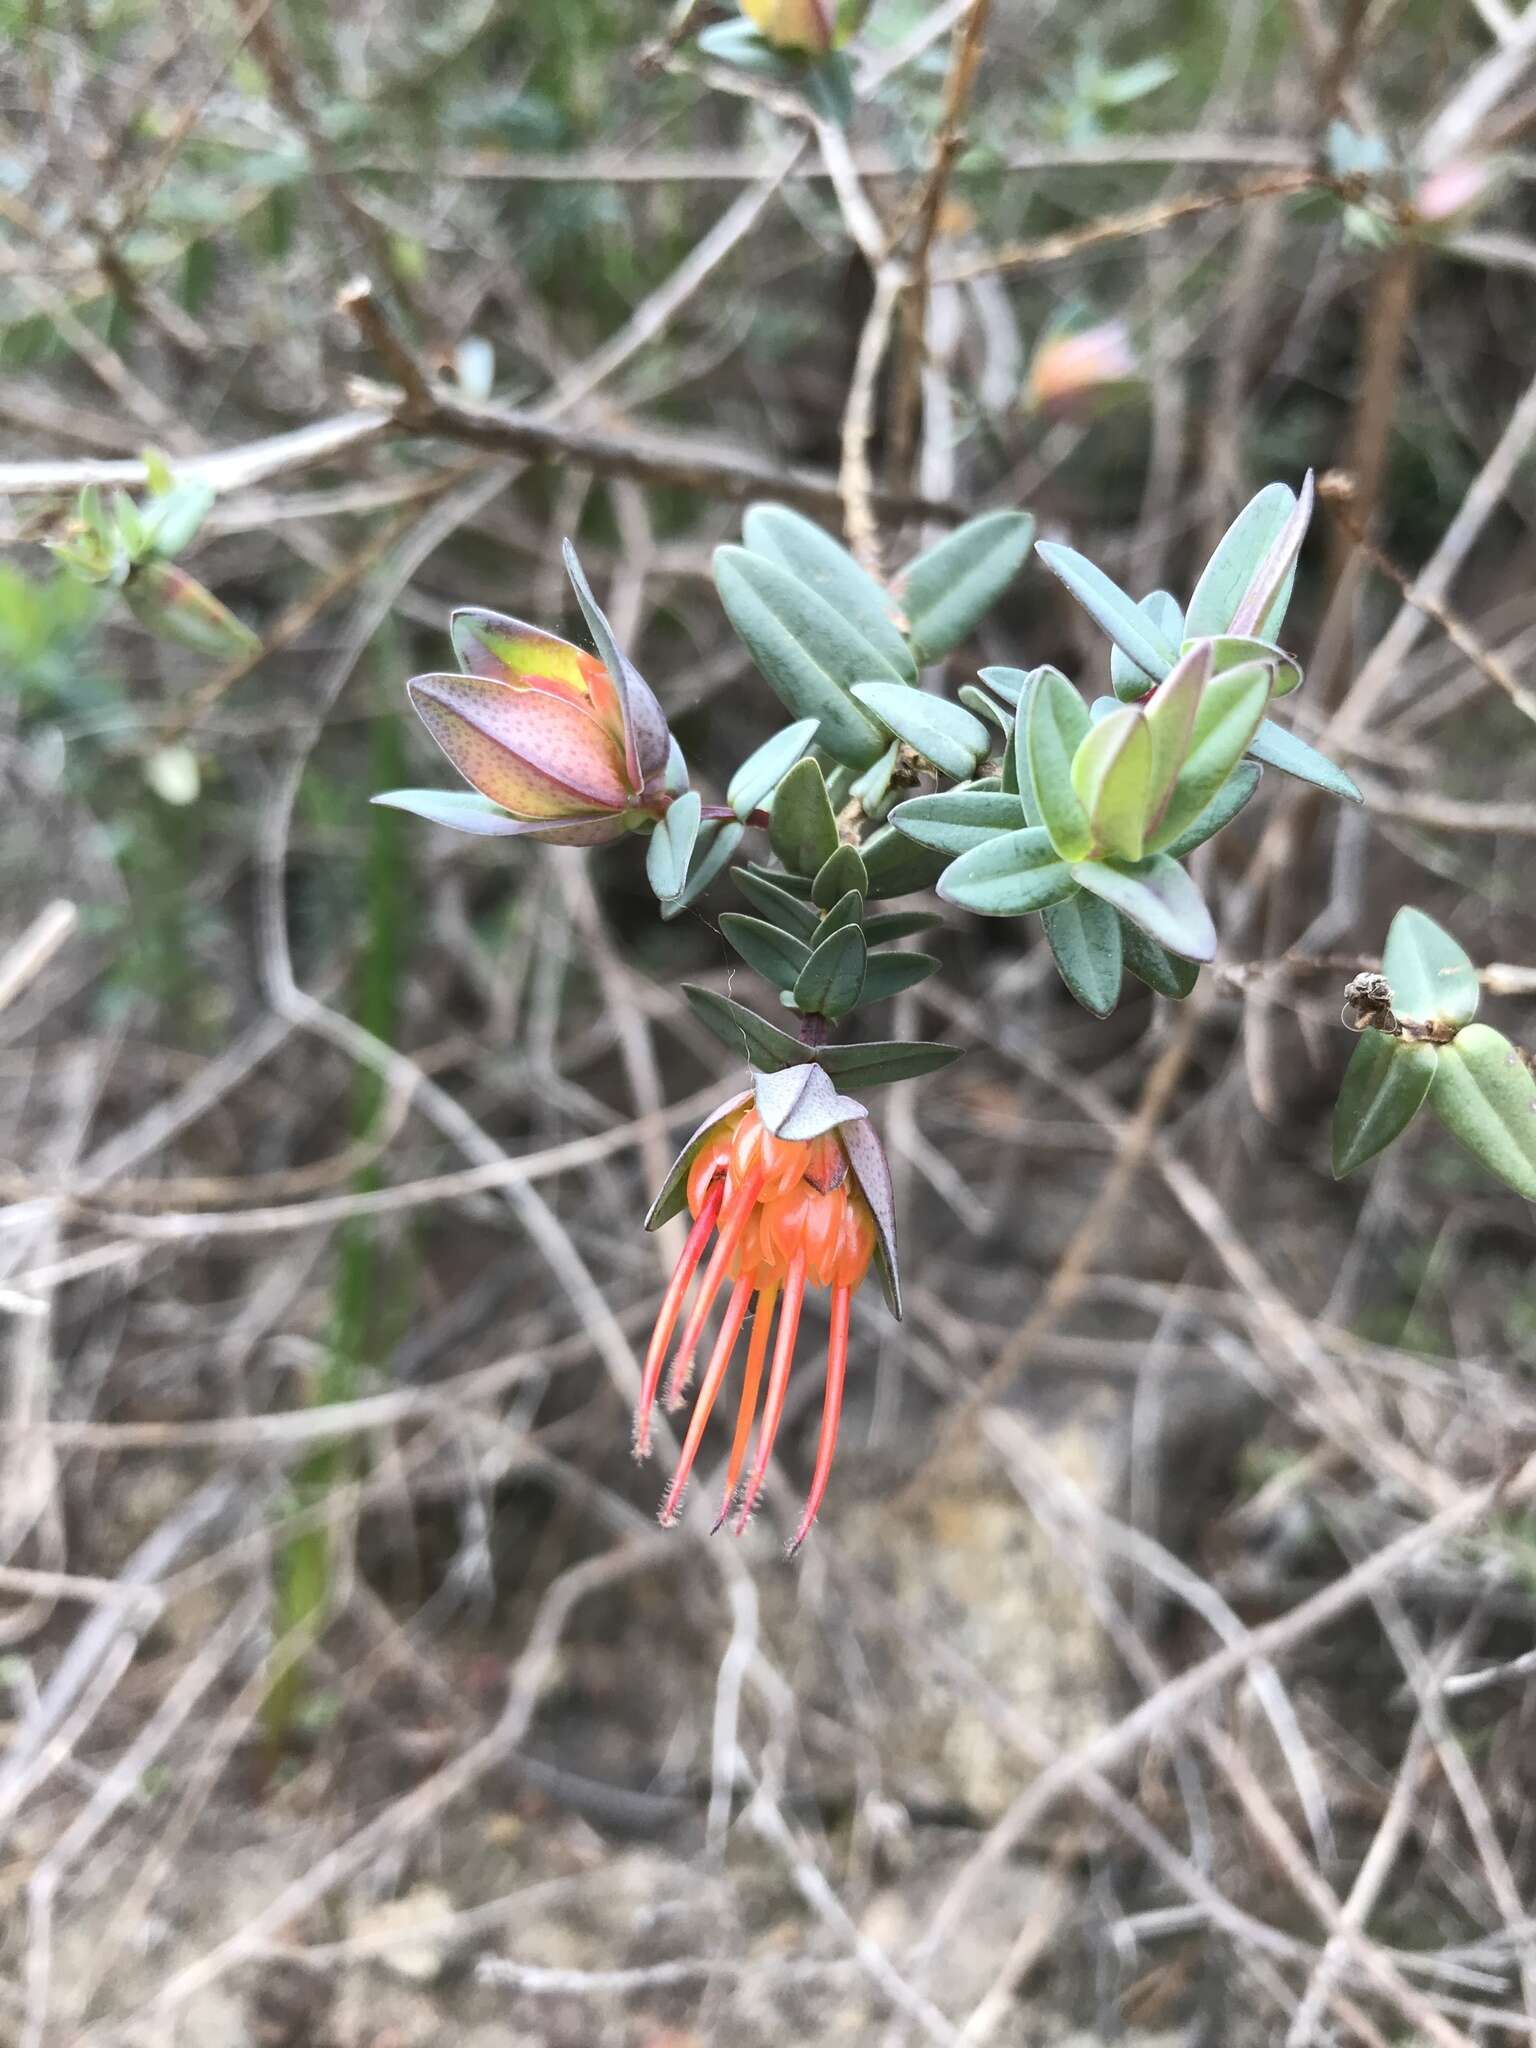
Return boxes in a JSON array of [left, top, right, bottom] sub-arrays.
[[46, 457, 258, 659], [1333, 908, 1536, 1201], [685, 743, 962, 1094], [893, 476, 1364, 1016]]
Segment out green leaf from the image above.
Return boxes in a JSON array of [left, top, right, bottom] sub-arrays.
[[732, 866, 822, 938], [645, 791, 701, 903], [1229, 470, 1314, 639], [850, 683, 990, 780], [1141, 642, 1208, 827], [1041, 890, 1124, 1017], [1429, 1024, 1536, 1199], [1331, 1030, 1438, 1176], [1381, 907, 1480, 1029], [770, 756, 840, 877], [1026, 668, 1093, 860], [815, 1039, 965, 1088], [859, 824, 950, 900], [1071, 854, 1217, 961], [682, 986, 806, 1072], [660, 818, 744, 920], [1071, 704, 1152, 861], [1187, 480, 1303, 641], [937, 827, 1077, 917], [1188, 633, 1302, 698], [1246, 718, 1362, 802], [1036, 541, 1177, 681], [817, 888, 865, 939], [1111, 591, 1184, 700], [1120, 917, 1200, 998], [726, 717, 820, 819], [860, 950, 941, 1002], [1148, 662, 1272, 852], [1159, 761, 1262, 860], [811, 842, 868, 908], [793, 925, 867, 1019], [864, 909, 942, 943], [889, 788, 1028, 855], [718, 913, 811, 990], [742, 505, 915, 681], [713, 545, 895, 767], [897, 510, 1035, 664]]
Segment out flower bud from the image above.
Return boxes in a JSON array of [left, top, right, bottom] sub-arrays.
[[1023, 320, 1139, 417], [121, 561, 260, 658], [376, 544, 680, 845], [740, 0, 866, 52]]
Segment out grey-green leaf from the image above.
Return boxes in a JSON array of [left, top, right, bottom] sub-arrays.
[[1119, 917, 1200, 998], [1159, 761, 1262, 860], [1188, 633, 1302, 698], [1147, 662, 1271, 853], [1246, 718, 1362, 802], [726, 718, 820, 820], [770, 755, 840, 877], [1229, 470, 1314, 640], [714, 545, 894, 768], [732, 867, 822, 938], [812, 842, 868, 908], [1026, 667, 1093, 860], [848, 740, 901, 821], [897, 510, 1035, 664], [864, 909, 942, 943], [1186, 480, 1301, 641], [1381, 906, 1479, 1029], [1428, 1024, 1536, 1199], [793, 925, 867, 1019], [742, 504, 916, 681], [815, 1039, 965, 1088], [1036, 541, 1177, 681], [860, 950, 941, 1002], [850, 683, 990, 780], [859, 824, 950, 900], [889, 788, 1028, 855], [938, 827, 1077, 917], [1041, 890, 1124, 1017], [1071, 854, 1217, 961], [1112, 590, 1185, 700], [660, 818, 744, 920], [718, 913, 811, 990], [1331, 1030, 1437, 1177], [646, 790, 701, 903], [682, 986, 805, 1072]]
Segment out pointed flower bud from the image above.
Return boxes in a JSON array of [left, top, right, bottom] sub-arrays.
[[121, 560, 261, 658], [375, 542, 679, 845], [1413, 157, 1499, 229], [1024, 320, 1139, 417], [636, 1066, 899, 1552], [740, 0, 867, 53]]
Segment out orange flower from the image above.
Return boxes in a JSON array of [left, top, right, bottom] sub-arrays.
[[637, 1076, 899, 1551]]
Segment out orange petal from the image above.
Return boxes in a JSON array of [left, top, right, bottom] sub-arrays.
[[660, 1273, 752, 1526], [408, 673, 631, 814], [733, 1248, 806, 1533], [717, 1285, 777, 1530], [450, 609, 624, 732]]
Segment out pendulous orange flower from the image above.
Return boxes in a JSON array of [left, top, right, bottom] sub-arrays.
[[637, 1071, 899, 1551]]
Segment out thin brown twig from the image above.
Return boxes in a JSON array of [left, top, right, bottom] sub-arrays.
[[937, 168, 1327, 281]]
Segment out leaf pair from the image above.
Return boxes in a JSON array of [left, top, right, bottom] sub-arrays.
[[1332, 909, 1536, 1199], [1038, 474, 1362, 805], [714, 504, 1034, 771]]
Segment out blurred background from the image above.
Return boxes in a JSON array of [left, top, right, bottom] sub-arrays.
[[3, 2, 1536, 2044]]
